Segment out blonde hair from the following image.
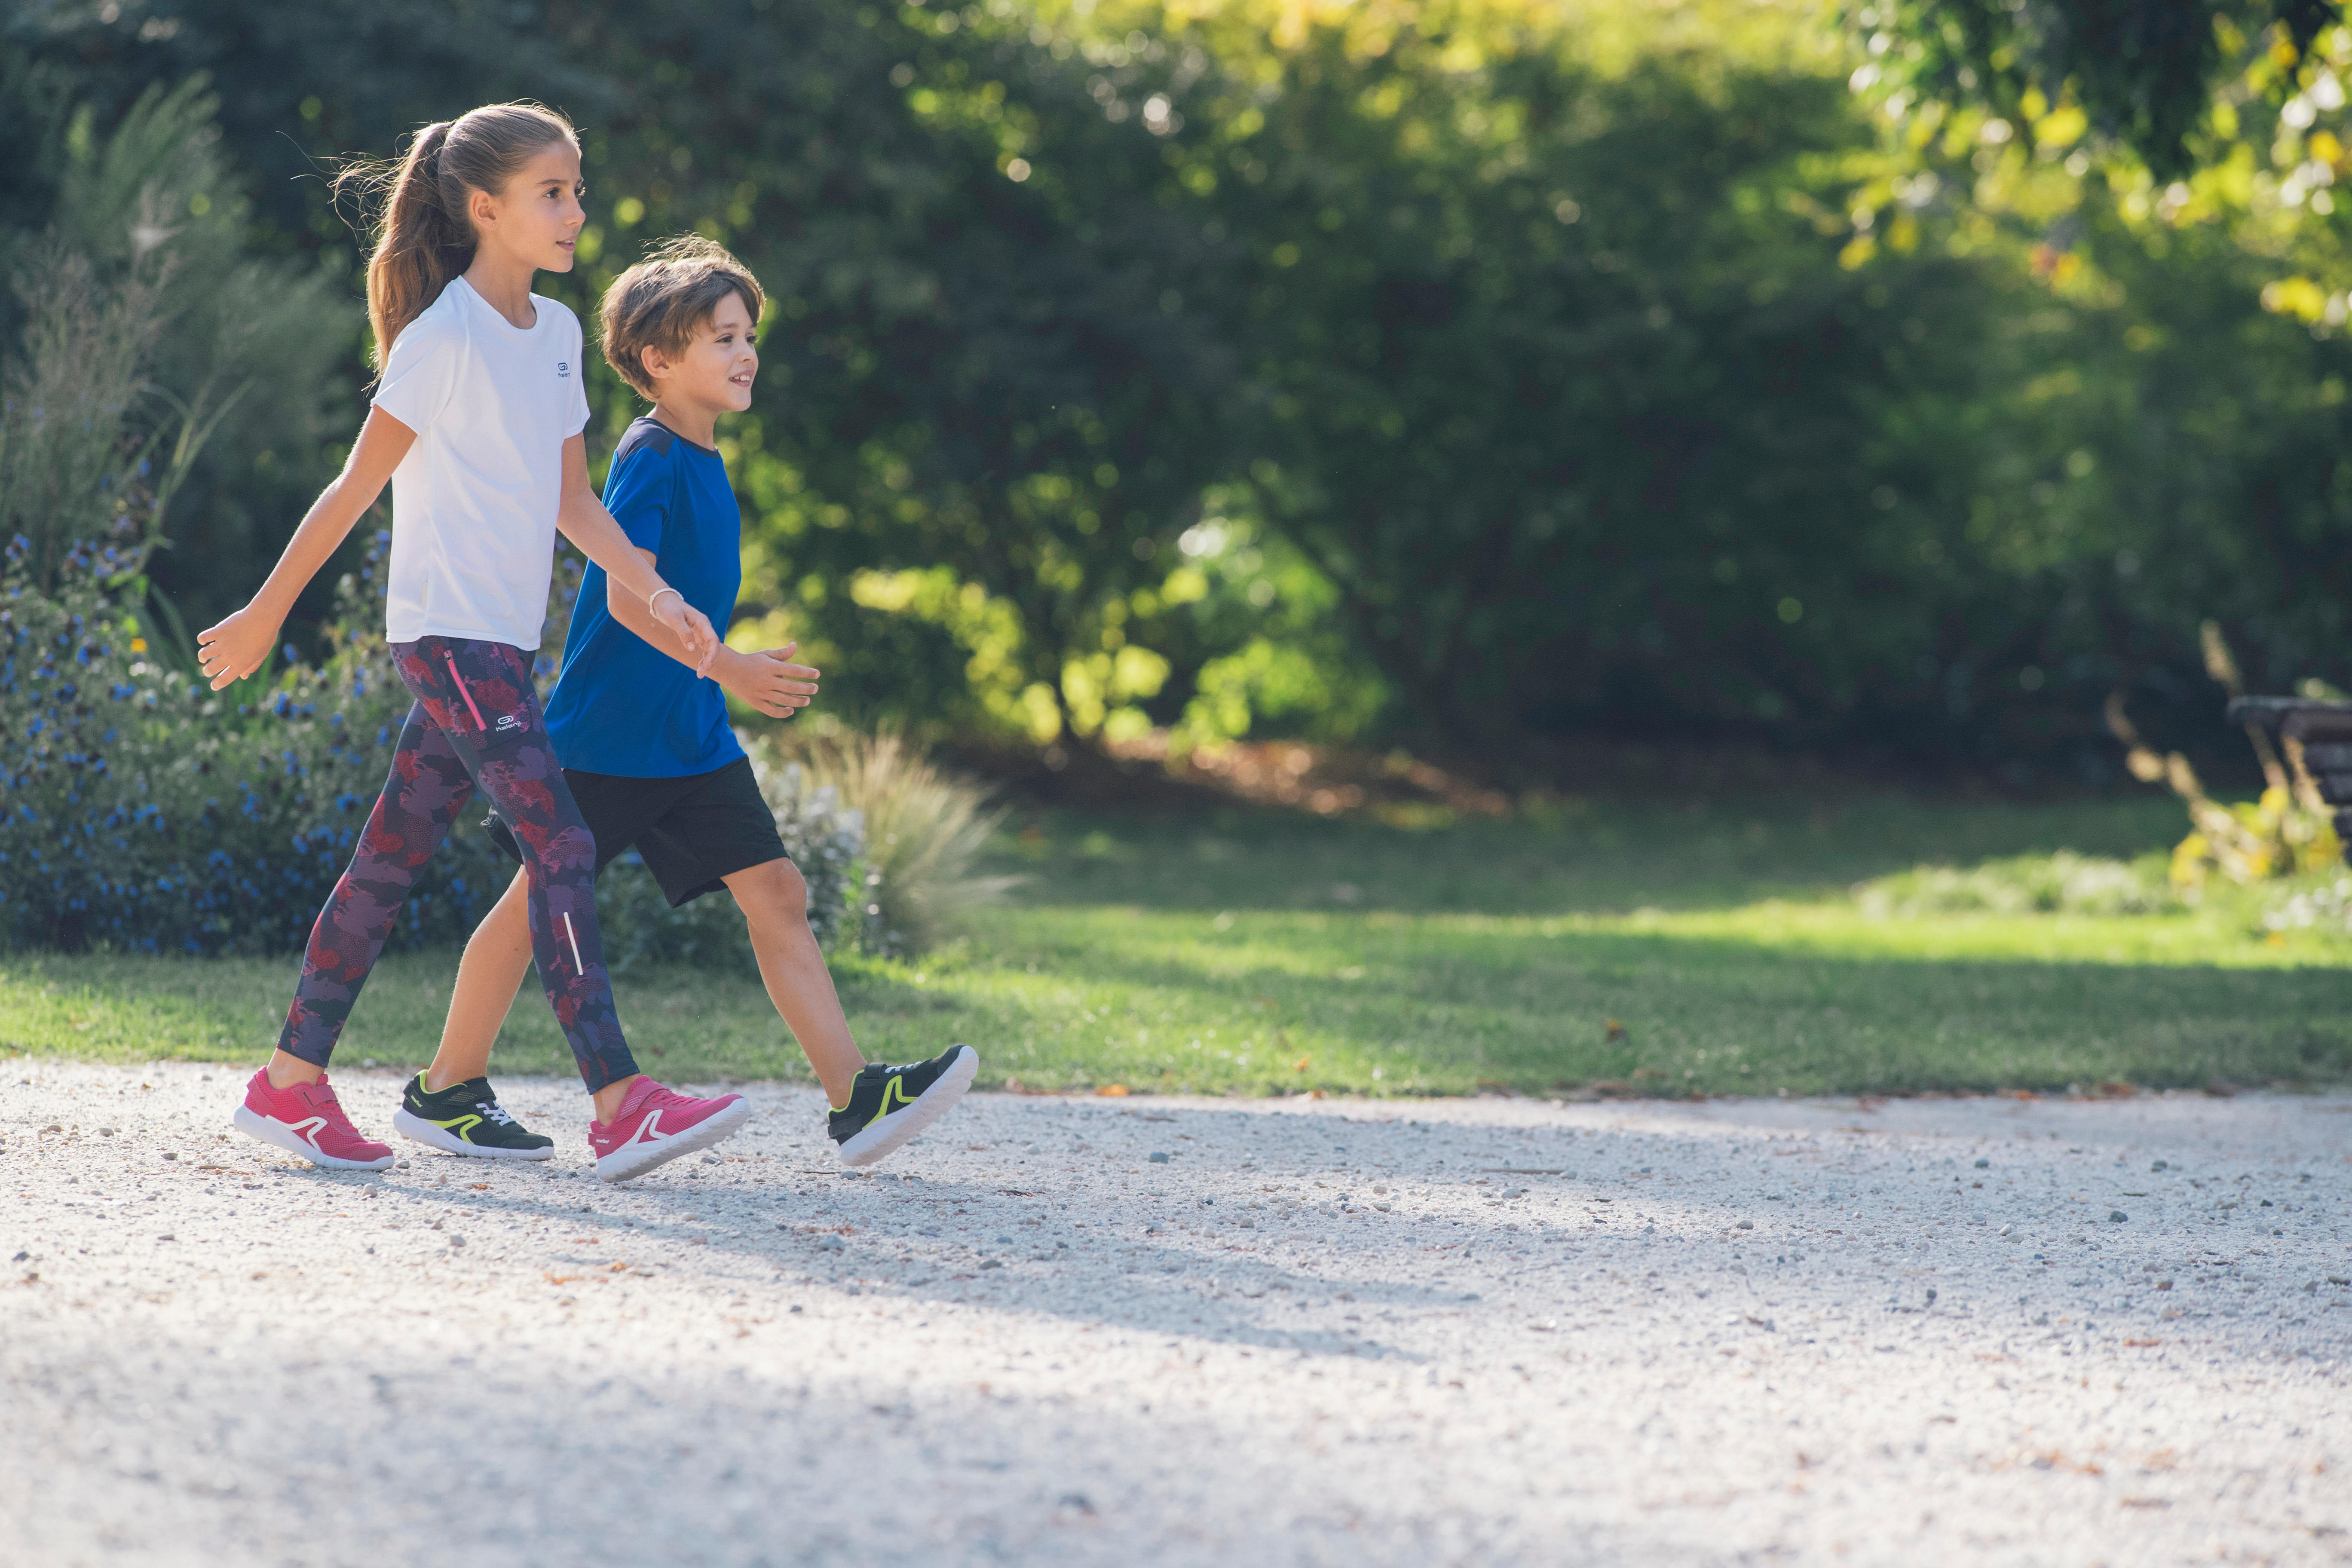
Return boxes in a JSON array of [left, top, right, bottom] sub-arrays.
[[598, 235, 766, 399], [336, 102, 578, 368]]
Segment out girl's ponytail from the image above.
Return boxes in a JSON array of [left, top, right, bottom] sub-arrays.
[[354, 121, 466, 368], [334, 102, 578, 370]]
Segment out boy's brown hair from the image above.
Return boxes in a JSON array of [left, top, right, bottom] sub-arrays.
[[597, 234, 766, 399]]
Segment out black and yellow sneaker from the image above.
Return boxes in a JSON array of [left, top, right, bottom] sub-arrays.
[[827, 1045, 979, 1167], [391, 1072, 556, 1161]]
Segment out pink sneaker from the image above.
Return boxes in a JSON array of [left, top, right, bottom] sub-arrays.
[[589, 1078, 751, 1182], [231, 1068, 395, 1171]]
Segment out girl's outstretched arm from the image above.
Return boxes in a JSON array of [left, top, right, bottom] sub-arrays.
[[553, 432, 718, 674], [196, 407, 419, 691]]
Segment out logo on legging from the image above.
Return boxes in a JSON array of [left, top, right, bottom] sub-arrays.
[[494, 714, 524, 734]]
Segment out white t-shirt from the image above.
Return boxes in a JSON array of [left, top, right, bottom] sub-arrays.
[[371, 276, 591, 649]]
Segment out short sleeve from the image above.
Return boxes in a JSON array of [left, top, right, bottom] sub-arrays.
[[371, 310, 463, 434], [564, 307, 591, 437], [601, 444, 672, 554]]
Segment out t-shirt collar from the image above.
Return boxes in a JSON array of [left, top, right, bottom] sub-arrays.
[[644, 415, 720, 457], [450, 274, 547, 340]]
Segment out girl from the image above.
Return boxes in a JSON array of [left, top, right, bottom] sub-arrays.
[[199, 102, 750, 1181]]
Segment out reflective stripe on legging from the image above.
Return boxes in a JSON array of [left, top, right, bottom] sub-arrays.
[[274, 635, 640, 1091]]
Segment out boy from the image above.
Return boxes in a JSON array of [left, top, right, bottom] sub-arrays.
[[394, 236, 976, 1177]]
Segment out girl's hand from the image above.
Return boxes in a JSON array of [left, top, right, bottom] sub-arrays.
[[650, 593, 719, 677], [195, 604, 285, 691]]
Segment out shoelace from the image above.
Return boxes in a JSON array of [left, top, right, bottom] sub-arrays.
[[303, 1082, 364, 1135], [474, 1100, 518, 1127]]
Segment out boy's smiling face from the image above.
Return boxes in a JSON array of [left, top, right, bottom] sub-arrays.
[[646, 290, 759, 419]]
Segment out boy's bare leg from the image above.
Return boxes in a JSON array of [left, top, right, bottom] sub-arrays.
[[723, 857, 864, 1106], [424, 865, 648, 1121], [425, 867, 535, 1092]]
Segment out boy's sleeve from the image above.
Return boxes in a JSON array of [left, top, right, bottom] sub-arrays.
[[601, 443, 672, 555], [370, 312, 461, 434]]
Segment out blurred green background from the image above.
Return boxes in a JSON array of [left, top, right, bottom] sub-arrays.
[[15, 0, 2352, 775]]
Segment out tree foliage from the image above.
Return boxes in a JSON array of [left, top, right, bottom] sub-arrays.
[[10, 0, 2352, 777], [1859, 0, 2338, 176]]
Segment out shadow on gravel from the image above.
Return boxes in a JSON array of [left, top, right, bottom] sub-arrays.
[[269, 1091, 2350, 1372]]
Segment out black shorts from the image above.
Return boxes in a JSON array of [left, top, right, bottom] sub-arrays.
[[485, 755, 787, 908]]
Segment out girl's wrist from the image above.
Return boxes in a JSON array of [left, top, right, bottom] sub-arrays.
[[249, 580, 299, 622]]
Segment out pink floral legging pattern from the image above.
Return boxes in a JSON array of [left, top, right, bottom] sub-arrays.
[[276, 637, 639, 1091]]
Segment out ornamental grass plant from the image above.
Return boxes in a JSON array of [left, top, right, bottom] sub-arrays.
[[749, 724, 1016, 956]]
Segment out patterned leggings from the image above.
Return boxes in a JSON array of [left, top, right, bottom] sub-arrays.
[[276, 637, 639, 1091]]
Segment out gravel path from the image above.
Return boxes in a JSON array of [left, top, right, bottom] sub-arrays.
[[3, 1061, 2349, 1566]]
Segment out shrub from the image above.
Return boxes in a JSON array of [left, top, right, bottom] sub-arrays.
[[592, 748, 867, 974], [0, 531, 508, 954], [2109, 632, 2345, 899], [750, 724, 1014, 955], [0, 537, 876, 965]]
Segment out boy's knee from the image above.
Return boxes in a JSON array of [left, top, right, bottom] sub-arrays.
[[734, 858, 809, 927]]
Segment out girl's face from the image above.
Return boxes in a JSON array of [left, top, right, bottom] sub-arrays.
[[649, 290, 760, 414], [471, 141, 586, 273]]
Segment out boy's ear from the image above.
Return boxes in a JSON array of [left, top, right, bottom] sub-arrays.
[[638, 342, 671, 386]]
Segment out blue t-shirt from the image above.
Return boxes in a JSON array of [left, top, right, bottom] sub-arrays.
[[545, 417, 744, 778]]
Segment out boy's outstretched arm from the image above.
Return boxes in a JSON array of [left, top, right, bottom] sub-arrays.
[[197, 408, 417, 690], [603, 545, 821, 719]]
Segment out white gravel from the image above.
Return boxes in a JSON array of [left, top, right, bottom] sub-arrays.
[[3, 1060, 2349, 1566]]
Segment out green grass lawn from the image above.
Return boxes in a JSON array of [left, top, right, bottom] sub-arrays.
[[6, 790, 2350, 1098]]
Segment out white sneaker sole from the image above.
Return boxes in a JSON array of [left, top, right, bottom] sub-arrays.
[[836, 1045, 979, 1168], [391, 1108, 556, 1161], [231, 1104, 395, 1171], [594, 1095, 753, 1183]]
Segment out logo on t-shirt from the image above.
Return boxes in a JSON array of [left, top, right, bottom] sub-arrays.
[[557, 361, 571, 378]]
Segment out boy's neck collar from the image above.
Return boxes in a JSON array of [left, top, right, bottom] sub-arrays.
[[646, 402, 722, 452]]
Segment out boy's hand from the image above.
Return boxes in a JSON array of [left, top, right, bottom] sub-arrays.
[[718, 642, 821, 718], [195, 603, 286, 691], [649, 594, 720, 677]]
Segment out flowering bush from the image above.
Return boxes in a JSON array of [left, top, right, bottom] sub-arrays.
[[0, 533, 867, 962], [0, 531, 507, 954], [2165, 785, 2344, 898]]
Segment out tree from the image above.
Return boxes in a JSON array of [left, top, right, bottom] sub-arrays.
[[1862, 0, 2337, 175]]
